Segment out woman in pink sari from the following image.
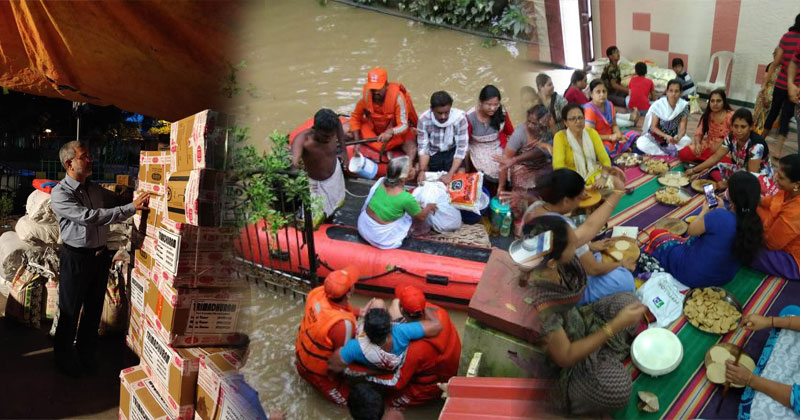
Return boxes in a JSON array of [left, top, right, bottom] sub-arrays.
[[583, 80, 638, 159]]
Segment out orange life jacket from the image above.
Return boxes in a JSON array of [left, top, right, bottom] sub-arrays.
[[295, 286, 357, 376], [360, 82, 418, 150]]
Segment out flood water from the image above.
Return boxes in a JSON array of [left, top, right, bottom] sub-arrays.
[[230, 1, 541, 418]]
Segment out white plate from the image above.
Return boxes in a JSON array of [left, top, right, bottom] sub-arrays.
[[631, 327, 683, 377]]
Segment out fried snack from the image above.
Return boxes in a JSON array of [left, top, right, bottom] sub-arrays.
[[655, 187, 689, 205], [659, 172, 690, 187], [706, 362, 726, 384], [709, 346, 733, 364], [643, 159, 669, 174], [684, 287, 742, 334], [616, 153, 642, 167]]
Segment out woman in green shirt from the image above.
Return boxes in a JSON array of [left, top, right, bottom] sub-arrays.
[[358, 157, 437, 249]]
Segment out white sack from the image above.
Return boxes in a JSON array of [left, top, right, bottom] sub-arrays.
[[636, 272, 689, 327], [26, 190, 56, 224], [15, 215, 60, 245]]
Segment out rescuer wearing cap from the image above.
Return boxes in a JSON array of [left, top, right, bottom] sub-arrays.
[[295, 266, 362, 405], [384, 285, 462, 408], [350, 67, 419, 177]]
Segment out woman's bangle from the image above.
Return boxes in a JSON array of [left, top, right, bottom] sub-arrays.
[[602, 323, 615, 339]]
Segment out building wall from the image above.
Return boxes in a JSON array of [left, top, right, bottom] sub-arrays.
[[592, 0, 800, 104]]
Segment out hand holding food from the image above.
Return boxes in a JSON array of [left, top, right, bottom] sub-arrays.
[[741, 313, 772, 331], [725, 359, 754, 386]]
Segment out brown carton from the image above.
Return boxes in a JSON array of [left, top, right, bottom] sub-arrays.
[[138, 151, 172, 195], [126, 303, 144, 357], [141, 324, 249, 420], [195, 350, 247, 420], [143, 271, 248, 347], [119, 366, 172, 420], [170, 110, 233, 173], [152, 258, 238, 289], [117, 174, 134, 187], [134, 249, 155, 279], [166, 170, 226, 227]]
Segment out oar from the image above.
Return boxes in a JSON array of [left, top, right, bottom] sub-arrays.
[[716, 344, 744, 413]]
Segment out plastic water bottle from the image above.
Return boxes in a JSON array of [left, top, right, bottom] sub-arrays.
[[500, 212, 512, 237]]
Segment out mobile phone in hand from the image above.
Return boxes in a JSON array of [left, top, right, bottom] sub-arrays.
[[703, 183, 718, 208]]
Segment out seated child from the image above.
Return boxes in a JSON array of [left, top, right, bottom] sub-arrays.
[[627, 62, 657, 115], [672, 58, 696, 100]]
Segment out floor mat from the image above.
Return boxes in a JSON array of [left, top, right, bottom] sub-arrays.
[[604, 163, 797, 420], [419, 223, 493, 248]]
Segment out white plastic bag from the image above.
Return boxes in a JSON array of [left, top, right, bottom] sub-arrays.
[[0, 231, 32, 280], [412, 182, 462, 233], [689, 94, 702, 114], [635, 272, 689, 327], [25, 190, 56, 224]]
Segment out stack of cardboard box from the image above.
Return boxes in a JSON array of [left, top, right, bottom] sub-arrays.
[[120, 110, 265, 420]]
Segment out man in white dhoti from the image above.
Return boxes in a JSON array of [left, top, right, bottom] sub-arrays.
[[291, 108, 348, 224]]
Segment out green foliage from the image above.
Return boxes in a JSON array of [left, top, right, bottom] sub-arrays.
[[493, 2, 532, 38], [222, 60, 248, 99], [0, 191, 15, 220], [350, 0, 531, 39], [230, 128, 320, 235]]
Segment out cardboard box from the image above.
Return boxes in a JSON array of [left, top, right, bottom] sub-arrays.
[[144, 273, 248, 347], [160, 221, 236, 251], [170, 110, 233, 173], [119, 366, 172, 420], [134, 249, 155, 279], [195, 369, 266, 420], [195, 350, 247, 420], [117, 174, 135, 187], [141, 324, 249, 420], [139, 151, 172, 195], [126, 304, 144, 357], [166, 170, 226, 227], [152, 258, 238, 289]]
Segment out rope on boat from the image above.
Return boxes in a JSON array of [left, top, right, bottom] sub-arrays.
[[318, 255, 476, 285]]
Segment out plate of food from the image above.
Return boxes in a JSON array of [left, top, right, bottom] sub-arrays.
[[654, 187, 692, 206], [683, 287, 743, 334], [691, 179, 717, 193], [615, 153, 642, 167], [640, 159, 670, 175], [658, 172, 690, 187], [601, 236, 640, 264], [579, 191, 602, 208], [704, 343, 756, 388]]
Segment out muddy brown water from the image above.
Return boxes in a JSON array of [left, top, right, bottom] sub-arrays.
[[229, 1, 541, 418]]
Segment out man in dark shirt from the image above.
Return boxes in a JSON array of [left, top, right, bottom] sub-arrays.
[[601, 45, 629, 108], [50, 140, 148, 376]]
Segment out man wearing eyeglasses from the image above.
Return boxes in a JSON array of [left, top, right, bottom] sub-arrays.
[[50, 140, 149, 377]]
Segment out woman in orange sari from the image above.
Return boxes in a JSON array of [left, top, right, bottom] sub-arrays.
[[583, 80, 638, 159], [752, 154, 800, 281]]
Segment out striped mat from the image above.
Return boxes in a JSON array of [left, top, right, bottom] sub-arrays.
[[601, 163, 797, 420]]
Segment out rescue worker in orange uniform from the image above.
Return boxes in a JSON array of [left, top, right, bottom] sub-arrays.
[[383, 285, 461, 408], [295, 267, 361, 406], [350, 67, 419, 178], [338, 286, 461, 409]]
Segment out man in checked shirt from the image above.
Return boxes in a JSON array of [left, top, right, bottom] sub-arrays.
[[50, 141, 149, 377]]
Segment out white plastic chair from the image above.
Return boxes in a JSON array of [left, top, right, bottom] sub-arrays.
[[696, 51, 734, 94]]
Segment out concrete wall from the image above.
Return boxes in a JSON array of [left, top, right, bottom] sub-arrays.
[[591, 0, 800, 104]]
